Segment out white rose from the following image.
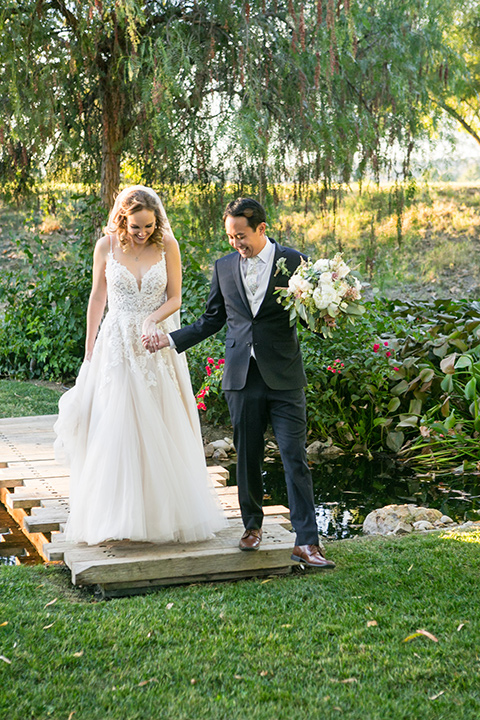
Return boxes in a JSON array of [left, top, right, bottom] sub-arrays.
[[313, 285, 339, 310], [288, 275, 313, 294], [319, 271, 334, 286], [335, 261, 350, 279], [313, 258, 330, 273]]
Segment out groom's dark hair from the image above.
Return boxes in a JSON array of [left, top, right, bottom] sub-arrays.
[[223, 198, 266, 231]]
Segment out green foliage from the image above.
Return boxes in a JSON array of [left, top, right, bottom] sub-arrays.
[[0, 196, 105, 380], [300, 297, 480, 469], [0, 235, 91, 379], [0, 0, 467, 205]]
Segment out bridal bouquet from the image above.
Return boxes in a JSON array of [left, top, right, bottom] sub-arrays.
[[275, 253, 365, 337]]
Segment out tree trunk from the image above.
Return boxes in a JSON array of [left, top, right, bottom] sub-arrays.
[[100, 81, 125, 209]]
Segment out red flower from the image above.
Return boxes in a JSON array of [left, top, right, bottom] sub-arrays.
[[217, 359, 225, 365], [394, 367, 399, 371], [384, 341, 389, 347], [197, 402, 207, 411], [197, 389, 206, 399], [207, 357, 215, 365], [386, 351, 392, 357], [327, 365, 332, 371], [373, 343, 380, 353], [206, 366, 212, 376]]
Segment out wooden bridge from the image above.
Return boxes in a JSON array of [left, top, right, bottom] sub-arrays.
[[0, 415, 294, 596]]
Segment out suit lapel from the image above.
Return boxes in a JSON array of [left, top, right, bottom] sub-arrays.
[[257, 242, 287, 313]]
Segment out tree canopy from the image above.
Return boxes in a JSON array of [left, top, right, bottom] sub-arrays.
[[0, 0, 471, 206]]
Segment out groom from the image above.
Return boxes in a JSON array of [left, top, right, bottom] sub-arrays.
[[151, 198, 334, 569]]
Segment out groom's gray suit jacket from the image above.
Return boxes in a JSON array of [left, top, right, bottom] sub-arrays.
[[171, 238, 308, 391]]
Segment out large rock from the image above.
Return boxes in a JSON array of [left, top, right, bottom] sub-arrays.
[[363, 504, 445, 535]]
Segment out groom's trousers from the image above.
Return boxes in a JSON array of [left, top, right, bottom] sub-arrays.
[[224, 357, 319, 546]]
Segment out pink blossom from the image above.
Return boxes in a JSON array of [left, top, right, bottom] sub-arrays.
[[373, 343, 380, 353], [197, 389, 206, 399], [197, 402, 207, 411], [386, 351, 392, 357], [394, 367, 399, 371], [327, 365, 332, 371], [207, 357, 215, 365], [206, 366, 212, 376], [218, 359, 225, 365], [384, 341, 389, 347]]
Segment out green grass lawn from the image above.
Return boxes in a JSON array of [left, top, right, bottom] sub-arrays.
[[1, 530, 479, 720], [0, 379, 62, 418]]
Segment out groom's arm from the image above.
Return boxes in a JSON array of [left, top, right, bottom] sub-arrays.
[[171, 261, 227, 353]]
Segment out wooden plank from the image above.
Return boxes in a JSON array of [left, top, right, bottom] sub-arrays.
[[0, 487, 51, 561], [95, 566, 292, 597], [23, 508, 69, 534], [0, 542, 27, 557], [208, 465, 229, 480], [65, 523, 294, 586], [0, 414, 57, 429], [0, 462, 69, 482], [0, 477, 26, 490]]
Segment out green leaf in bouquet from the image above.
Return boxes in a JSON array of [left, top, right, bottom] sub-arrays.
[[289, 306, 297, 326], [345, 303, 366, 316]]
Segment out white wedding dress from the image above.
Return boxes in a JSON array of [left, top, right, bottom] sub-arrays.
[[54, 251, 227, 545]]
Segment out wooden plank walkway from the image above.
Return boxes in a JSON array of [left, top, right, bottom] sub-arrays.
[[0, 415, 294, 594]]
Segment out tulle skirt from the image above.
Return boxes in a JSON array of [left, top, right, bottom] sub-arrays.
[[54, 334, 227, 546]]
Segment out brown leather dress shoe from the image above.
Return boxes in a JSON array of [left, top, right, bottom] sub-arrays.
[[239, 528, 263, 551], [291, 544, 336, 569]]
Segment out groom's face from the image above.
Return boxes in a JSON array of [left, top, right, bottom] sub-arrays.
[[225, 215, 267, 259]]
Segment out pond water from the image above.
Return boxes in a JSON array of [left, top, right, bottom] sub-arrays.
[[225, 455, 480, 539]]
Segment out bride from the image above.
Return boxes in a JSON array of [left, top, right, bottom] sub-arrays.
[[54, 185, 227, 545]]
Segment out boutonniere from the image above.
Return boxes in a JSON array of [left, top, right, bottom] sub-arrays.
[[274, 257, 290, 278]]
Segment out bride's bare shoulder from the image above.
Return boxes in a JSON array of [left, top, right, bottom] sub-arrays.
[[95, 234, 115, 257], [163, 232, 180, 255]]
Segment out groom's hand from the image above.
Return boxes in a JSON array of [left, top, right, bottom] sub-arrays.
[[141, 332, 170, 353]]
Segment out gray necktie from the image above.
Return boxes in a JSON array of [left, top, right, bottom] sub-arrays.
[[245, 256, 262, 295]]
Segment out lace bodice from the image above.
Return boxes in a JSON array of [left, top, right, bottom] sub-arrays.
[[96, 253, 178, 388], [106, 253, 168, 315]]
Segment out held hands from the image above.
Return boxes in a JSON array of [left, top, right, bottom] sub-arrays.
[[141, 318, 170, 353]]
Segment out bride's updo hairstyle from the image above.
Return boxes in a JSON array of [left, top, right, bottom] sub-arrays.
[[104, 185, 168, 252]]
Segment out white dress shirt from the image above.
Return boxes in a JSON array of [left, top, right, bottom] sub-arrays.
[[240, 238, 275, 317]]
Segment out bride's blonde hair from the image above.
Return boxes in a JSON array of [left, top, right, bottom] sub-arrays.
[[104, 185, 168, 251]]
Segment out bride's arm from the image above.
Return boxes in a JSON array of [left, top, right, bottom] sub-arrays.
[[141, 233, 182, 338], [84, 236, 109, 361]]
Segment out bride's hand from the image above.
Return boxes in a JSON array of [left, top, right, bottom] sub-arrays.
[[142, 318, 157, 338]]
